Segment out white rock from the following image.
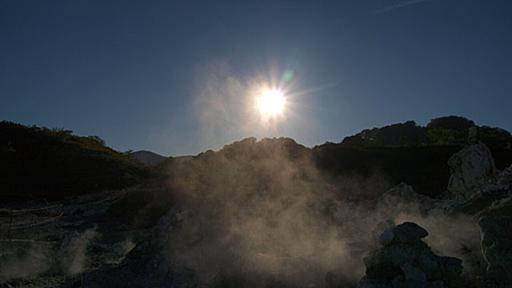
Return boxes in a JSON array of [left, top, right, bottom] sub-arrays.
[[447, 142, 496, 200]]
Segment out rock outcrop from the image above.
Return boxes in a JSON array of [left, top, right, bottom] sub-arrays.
[[358, 222, 463, 288], [446, 141, 511, 215], [446, 140, 512, 286], [447, 142, 497, 200]]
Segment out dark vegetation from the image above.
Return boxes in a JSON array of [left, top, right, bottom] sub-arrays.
[[314, 116, 512, 198], [313, 144, 460, 198], [0, 121, 149, 200], [339, 116, 511, 149], [1, 116, 511, 201]]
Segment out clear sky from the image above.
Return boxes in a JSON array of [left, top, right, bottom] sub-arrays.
[[1, 0, 511, 156]]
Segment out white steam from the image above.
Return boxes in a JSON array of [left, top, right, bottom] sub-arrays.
[[165, 139, 482, 287], [59, 228, 99, 276]]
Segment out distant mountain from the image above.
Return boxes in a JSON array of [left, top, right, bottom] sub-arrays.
[[130, 150, 167, 166]]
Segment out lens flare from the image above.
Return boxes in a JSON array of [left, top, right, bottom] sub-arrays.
[[256, 89, 286, 119]]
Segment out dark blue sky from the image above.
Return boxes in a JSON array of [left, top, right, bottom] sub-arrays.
[[1, 0, 511, 155]]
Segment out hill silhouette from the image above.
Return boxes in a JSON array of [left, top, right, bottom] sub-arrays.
[[340, 116, 512, 149], [1, 117, 512, 287], [0, 121, 149, 200], [315, 116, 512, 197], [2, 116, 511, 200]]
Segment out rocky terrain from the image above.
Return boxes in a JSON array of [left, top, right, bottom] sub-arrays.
[[1, 117, 512, 287], [359, 222, 464, 287]]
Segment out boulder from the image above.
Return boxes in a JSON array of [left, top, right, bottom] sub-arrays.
[[358, 222, 463, 288], [447, 142, 497, 200], [377, 222, 428, 247], [446, 149, 511, 215], [392, 222, 428, 244], [444, 141, 512, 286]]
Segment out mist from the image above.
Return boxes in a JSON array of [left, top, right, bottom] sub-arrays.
[[0, 244, 52, 282], [59, 228, 99, 276], [163, 138, 481, 287], [0, 228, 99, 283]]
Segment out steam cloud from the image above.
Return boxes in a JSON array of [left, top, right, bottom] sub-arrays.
[[59, 228, 99, 276], [0, 144, 482, 286], [0, 244, 52, 282], [165, 139, 482, 287], [0, 228, 100, 283]]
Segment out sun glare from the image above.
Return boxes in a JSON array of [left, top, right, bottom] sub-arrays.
[[256, 89, 286, 119]]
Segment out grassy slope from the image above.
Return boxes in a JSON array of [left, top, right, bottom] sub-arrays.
[[0, 121, 149, 200]]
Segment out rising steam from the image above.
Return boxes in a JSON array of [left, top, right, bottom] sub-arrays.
[[164, 138, 482, 287]]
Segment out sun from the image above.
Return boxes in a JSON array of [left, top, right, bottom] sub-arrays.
[[256, 89, 286, 119]]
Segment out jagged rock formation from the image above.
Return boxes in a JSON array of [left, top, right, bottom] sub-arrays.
[[445, 139, 512, 286], [359, 222, 463, 288], [447, 142, 497, 200], [449, 172, 511, 215]]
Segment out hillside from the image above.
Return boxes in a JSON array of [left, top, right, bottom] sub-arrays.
[[1, 116, 512, 287], [339, 116, 512, 149], [314, 116, 512, 198], [0, 121, 149, 200], [2, 116, 512, 201]]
